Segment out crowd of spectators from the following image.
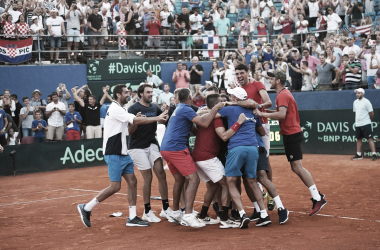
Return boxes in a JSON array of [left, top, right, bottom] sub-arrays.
[[1, 0, 380, 63]]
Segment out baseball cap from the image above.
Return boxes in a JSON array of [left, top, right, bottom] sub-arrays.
[[31, 16, 38, 20], [327, 7, 332, 11], [227, 87, 247, 100], [354, 88, 365, 94], [267, 70, 286, 83], [256, 42, 263, 46], [351, 25, 357, 29], [50, 8, 58, 13]]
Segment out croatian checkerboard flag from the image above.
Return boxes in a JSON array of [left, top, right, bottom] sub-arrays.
[[202, 35, 219, 58], [0, 38, 33, 64]]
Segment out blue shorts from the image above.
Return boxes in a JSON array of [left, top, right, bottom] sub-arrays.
[[49, 36, 62, 48], [105, 154, 134, 182], [225, 146, 259, 179], [367, 76, 375, 86], [112, 22, 117, 35]]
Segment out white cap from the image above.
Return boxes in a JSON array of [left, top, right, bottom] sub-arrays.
[[227, 87, 247, 100], [355, 88, 365, 94], [50, 8, 58, 13], [31, 16, 38, 20], [205, 81, 212, 86]]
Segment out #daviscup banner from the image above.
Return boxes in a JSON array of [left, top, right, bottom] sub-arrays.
[[0, 38, 33, 63]]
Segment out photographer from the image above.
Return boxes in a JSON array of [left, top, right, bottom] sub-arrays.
[[348, 0, 363, 26], [45, 92, 66, 142], [65, 2, 84, 64], [145, 12, 161, 59]]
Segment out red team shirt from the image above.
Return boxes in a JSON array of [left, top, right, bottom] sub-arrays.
[[2, 20, 16, 38], [275, 88, 302, 135], [192, 118, 224, 162], [242, 80, 268, 124], [16, 23, 30, 38]]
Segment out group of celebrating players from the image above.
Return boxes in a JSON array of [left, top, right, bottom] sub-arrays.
[[77, 64, 328, 229]]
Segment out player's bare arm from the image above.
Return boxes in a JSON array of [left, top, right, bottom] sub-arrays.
[[254, 106, 287, 120], [215, 113, 246, 141], [192, 102, 225, 128], [128, 112, 145, 135], [133, 110, 168, 125]]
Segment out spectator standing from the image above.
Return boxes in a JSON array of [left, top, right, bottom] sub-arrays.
[[176, 7, 190, 31], [146, 69, 164, 89], [5, 2, 22, 23], [87, 6, 104, 59], [46, 8, 66, 64], [65, 3, 84, 63], [237, 1, 247, 21], [160, 4, 172, 38], [19, 97, 34, 137], [145, 12, 161, 59], [158, 84, 174, 107], [178, 21, 190, 59], [342, 37, 361, 59], [31, 110, 48, 143], [6, 128, 19, 146], [10, 94, 22, 127], [0, 89, 15, 117], [359, 45, 380, 89], [313, 54, 340, 91], [57, 83, 72, 110], [45, 92, 66, 142], [100, 8, 109, 46], [202, 9, 214, 36], [191, 85, 205, 107], [117, 22, 129, 59], [73, 87, 112, 139], [214, 10, 230, 60], [124, 6, 136, 50], [190, 0, 201, 12], [0, 13, 16, 39], [349, 25, 361, 48], [340, 51, 362, 89], [15, 15, 30, 39], [326, 7, 342, 36], [65, 103, 82, 140], [351, 88, 376, 161], [301, 49, 320, 72], [30, 16, 45, 63], [307, 0, 319, 28], [172, 62, 190, 88], [349, 0, 363, 25], [259, 0, 273, 33], [192, 28, 204, 57], [30, 89, 47, 115], [288, 61, 313, 91], [0, 107, 8, 147], [189, 56, 204, 94], [189, 8, 202, 35], [263, 44, 275, 69]]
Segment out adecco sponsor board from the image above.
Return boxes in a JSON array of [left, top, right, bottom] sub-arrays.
[[87, 59, 161, 81], [299, 109, 379, 155]]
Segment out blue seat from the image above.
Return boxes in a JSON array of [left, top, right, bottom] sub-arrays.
[[253, 30, 258, 35], [227, 13, 237, 18], [369, 11, 376, 16], [309, 27, 317, 32]]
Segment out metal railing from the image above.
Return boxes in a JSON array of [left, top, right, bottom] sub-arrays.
[[0, 28, 336, 65]]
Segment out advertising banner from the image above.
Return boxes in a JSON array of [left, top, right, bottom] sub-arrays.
[[299, 109, 379, 155], [87, 58, 161, 81]]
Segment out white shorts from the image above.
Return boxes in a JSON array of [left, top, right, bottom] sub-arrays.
[[219, 36, 227, 48], [129, 144, 162, 171], [262, 123, 270, 157], [195, 157, 225, 183], [86, 125, 102, 139]]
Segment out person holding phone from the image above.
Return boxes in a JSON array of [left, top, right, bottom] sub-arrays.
[[145, 12, 161, 59]]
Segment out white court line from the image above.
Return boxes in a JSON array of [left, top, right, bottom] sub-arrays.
[[0, 189, 67, 199], [0, 194, 92, 207], [71, 188, 379, 223]]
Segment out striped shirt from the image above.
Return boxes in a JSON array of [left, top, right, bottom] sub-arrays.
[[345, 59, 362, 86]]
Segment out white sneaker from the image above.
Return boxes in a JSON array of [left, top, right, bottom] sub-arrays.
[[142, 210, 161, 223], [168, 210, 182, 223], [220, 219, 240, 229], [160, 207, 175, 222], [192, 210, 199, 217], [199, 216, 220, 225], [181, 214, 206, 228]]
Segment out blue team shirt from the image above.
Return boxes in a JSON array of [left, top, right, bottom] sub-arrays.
[[65, 111, 82, 132], [160, 103, 198, 151], [0, 109, 6, 136], [218, 106, 262, 149], [32, 119, 47, 138], [263, 51, 275, 69], [100, 103, 111, 118]]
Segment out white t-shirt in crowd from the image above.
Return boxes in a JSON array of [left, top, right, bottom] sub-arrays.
[[301, 68, 313, 91], [160, 11, 171, 27], [342, 45, 361, 58], [308, 1, 319, 17], [364, 53, 380, 76], [189, 14, 203, 31], [46, 16, 64, 36], [326, 13, 342, 31], [46, 101, 66, 127], [30, 23, 44, 40], [100, 2, 111, 17], [259, 0, 273, 18]]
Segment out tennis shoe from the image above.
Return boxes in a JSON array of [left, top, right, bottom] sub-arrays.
[[239, 214, 250, 229], [181, 214, 206, 228], [160, 207, 175, 222], [142, 210, 161, 223], [278, 208, 289, 224], [126, 216, 150, 227], [168, 210, 182, 223], [351, 154, 363, 160], [256, 215, 272, 227], [267, 196, 276, 211], [249, 209, 260, 221], [219, 219, 239, 229], [77, 203, 91, 228], [198, 216, 220, 225], [309, 192, 327, 216]]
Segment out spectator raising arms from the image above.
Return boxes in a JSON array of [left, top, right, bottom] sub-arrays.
[[172, 62, 190, 89]]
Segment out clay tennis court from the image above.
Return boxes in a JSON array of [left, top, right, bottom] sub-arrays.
[[1, 154, 379, 249]]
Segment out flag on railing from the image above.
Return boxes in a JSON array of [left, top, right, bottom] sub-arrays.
[[0, 38, 33, 63], [202, 35, 219, 58], [356, 24, 372, 36]]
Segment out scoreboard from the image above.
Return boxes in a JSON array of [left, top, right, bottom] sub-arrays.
[[268, 119, 285, 155]]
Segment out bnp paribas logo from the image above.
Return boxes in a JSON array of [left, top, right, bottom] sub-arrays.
[[301, 121, 312, 143], [88, 60, 100, 74]]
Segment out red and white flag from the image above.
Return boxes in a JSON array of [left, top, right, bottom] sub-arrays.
[[356, 24, 372, 36]]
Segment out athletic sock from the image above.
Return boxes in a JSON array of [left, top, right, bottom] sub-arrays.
[[253, 201, 260, 213], [257, 182, 264, 192], [221, 206, 229, 221], [162, 199, 169, 211], [239, 209, 246, 218], [372, 152, 377, 155], [260, 209, 268, 218], [308, 184, 321, 201], [273, 196, 284, 209], [129, 206, 137, 219], [199, 205, 209, 219], [144, 203, 151, 214], [357, 152, 362, 156], [84, 198, 99, 211]]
